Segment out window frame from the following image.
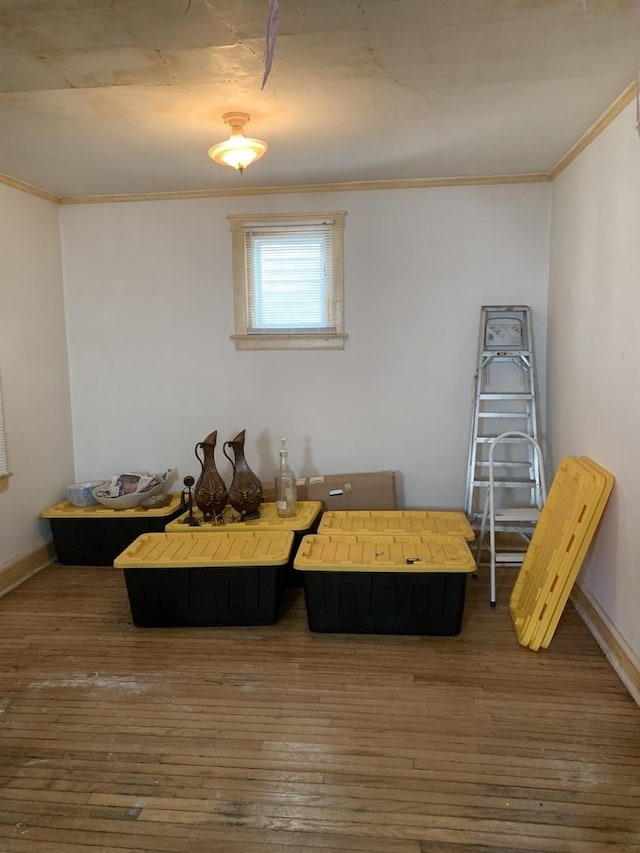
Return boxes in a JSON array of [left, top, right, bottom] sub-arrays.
[[227, 211, 347, 351]]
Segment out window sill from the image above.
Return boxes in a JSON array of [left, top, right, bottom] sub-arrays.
[[0, 474, 11, 493], [231, 333, 347, 351]]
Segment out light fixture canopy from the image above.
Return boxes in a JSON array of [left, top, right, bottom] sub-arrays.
[[208, 112, 268, 174]]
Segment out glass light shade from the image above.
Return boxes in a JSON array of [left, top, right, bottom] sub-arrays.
[[208, 134, 268, 172]]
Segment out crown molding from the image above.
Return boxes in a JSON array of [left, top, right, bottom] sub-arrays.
[[1, 80, 636, 205], [548, 80, 638, 180], [57, 173, 549, 205], [0, 171, 58, 203]]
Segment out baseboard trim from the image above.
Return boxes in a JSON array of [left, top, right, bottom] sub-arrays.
[[571, 584, 640, 707], [0, 542, 55, 598]]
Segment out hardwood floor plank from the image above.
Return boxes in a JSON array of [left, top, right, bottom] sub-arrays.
[[0, 565, 639, 851], [0, 810, 421, 852]]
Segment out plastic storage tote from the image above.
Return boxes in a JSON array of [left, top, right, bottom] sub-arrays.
[[41, 495, 186, 566], [165, 500, 322, 586], [294, 532, 475, 635], [114, 530, 294, 627], [509, 456, 614, 651], [317, 510, 475, 541]]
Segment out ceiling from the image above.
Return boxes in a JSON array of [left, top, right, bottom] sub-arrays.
[[0, 0, 638, 199]]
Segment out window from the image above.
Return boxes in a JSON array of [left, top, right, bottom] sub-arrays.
[[0, 373, 8, 493], [228, 211, 347, 350]]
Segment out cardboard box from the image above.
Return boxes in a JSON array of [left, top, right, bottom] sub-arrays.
[[263, 471, 397, 511]]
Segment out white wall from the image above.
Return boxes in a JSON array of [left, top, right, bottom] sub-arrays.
[[59, 184, 550, 509], [0, 184, 74, 569], [548, 101, 640, 663]]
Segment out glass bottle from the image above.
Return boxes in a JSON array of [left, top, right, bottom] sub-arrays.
[[275, 437, 297, 518]]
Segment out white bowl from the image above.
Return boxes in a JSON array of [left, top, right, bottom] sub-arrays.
[[91, 469, 177, 510], [67, 481, 107, 507], [92, 481, 165, 510]]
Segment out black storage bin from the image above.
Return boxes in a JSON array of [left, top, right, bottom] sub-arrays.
[[294, 532, 476, 636], [302, 570, 468, 635], [41, 496, 186, 566], [114, 530, 294, 627], [123, 564, 283, 628], [164, 500, 322, 587]]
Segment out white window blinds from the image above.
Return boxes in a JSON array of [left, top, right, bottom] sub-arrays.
[[227, 210, 346, 351], [244, 222, 336, 333]]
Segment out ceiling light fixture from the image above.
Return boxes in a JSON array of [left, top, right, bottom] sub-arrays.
[[208, 112, 268, 174]]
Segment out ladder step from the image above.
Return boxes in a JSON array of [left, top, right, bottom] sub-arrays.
[[481, 350, 532, 358], [493, 552, 527, 564], [473, 479, 537, 487], [476, 461, 533, 467], [479, 393, 534, 400], [477, 523, 536, 533], [480, 356, 532, 367], [475, 436, 537, 443], [477, 412, 532, 418], [494, 508, 540, 522]]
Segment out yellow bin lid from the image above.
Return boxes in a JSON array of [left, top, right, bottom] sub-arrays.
[[509, 455, 614, 651], [41, 494, 183, 519], [164, 501, 322, 533], [318, 510, 475, 541], [294, 533, 475, 574], [114, 530, 294, 569]]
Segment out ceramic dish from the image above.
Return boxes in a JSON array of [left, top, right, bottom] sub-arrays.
[[92, 481, 165, 510]]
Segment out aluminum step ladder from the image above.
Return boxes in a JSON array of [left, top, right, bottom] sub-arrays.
[[476, 431, 547, 606], [465, 305, 544, 540]]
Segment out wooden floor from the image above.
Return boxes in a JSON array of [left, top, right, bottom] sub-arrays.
[[0, 564, 639, 853]]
